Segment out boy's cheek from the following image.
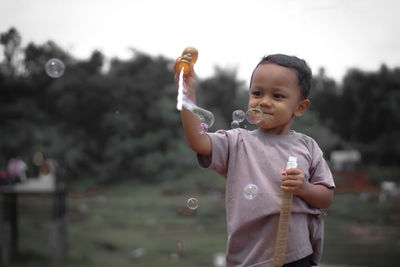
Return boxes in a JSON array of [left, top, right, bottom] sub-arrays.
[[248, 98, 257, 107]]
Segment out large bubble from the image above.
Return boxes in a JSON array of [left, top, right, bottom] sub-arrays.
[[246, 108, 263, 124], [45, 58, 65, 78]]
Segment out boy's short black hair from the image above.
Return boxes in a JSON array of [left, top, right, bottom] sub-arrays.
[[250, 54, 312, 99]]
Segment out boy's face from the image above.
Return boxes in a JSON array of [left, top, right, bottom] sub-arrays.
[[248, 63, 309, 135]]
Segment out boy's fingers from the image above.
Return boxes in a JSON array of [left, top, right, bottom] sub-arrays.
[[174, 57, 181, 72], [286, 168, 301, 175], [282, 179, 297, 186], [282, 175, 298, 181]]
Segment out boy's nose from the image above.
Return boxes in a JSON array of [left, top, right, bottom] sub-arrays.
[[259, 96, 272, 107]]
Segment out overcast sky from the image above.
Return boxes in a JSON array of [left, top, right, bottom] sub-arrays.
[[1, 0, 399, 84]]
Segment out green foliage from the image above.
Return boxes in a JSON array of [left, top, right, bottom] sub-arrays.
[[3, 180, 400, 267], [1, 27, 399, 186], [367, 165, 400, 184], [292, 110, 344, 156], [310, 66, 400, 166], [197, 67, 247, 130], [0, 28, 186, 184]]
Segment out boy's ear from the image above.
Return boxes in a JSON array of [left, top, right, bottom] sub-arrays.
[[294, 99, 310, 117]]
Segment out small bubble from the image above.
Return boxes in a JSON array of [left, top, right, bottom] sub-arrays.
[[187, 198, 199, 210], [232, 110, 246, 122], [243, 184, 259, 200], [45, 58, 65, 78], [199, 123, 209, 134], [231, 120, 240, 129], [246, 108, 263, 124]]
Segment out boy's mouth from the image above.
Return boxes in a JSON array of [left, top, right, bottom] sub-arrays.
[[261, 110, 273, 116]]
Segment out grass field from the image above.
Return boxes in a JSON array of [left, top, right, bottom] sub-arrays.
[[1, 170, 399, 267]]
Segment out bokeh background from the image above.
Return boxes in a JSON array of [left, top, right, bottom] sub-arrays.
[[0, 0, 399, 266]]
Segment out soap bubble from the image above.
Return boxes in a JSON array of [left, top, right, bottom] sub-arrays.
[[243, 184, 259, 200], [232, 110, 245, 122], [45, 58, 65, 78], [193, 107, 214, 128], [182, 96, 215, 127], [199, 123, 209, 134], [231, 120, 240, 129], [187, 198, 199, 210], [246, 108, 263, 124]]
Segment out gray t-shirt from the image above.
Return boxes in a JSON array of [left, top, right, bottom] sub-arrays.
[[197, 129, 335, 267]]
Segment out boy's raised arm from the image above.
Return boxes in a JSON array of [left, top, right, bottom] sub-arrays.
[[177, 69, 212, 157]]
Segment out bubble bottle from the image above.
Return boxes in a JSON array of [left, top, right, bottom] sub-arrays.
[[175, 46, 198, 75], [175, 47, 214, 128], [274, 156, 297, 267]]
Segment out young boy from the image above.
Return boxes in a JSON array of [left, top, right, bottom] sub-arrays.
[[177, 54, 335, 267]]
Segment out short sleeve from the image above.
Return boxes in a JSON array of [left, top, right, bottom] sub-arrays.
[[309, 139, 335, 189], [197, 130, 231, 178]]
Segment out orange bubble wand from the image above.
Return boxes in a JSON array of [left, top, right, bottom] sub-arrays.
[[175, 47, 198, 110]]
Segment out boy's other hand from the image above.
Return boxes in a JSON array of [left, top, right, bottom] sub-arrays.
[[280, 168, 307, 195]]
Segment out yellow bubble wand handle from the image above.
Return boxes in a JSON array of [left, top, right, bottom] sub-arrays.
[[274, 156, 297, 267], [274, 191, 293, 267], [175, 46, 198, 74]]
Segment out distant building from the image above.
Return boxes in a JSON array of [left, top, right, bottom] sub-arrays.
[[379, 181, 400, 202], [330, 150, 361, 171]]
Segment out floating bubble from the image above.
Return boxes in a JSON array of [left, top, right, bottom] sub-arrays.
[[231, 120, 240, 129], [45, 58, 65, 78], [192, 106, 214, 127], [181, 96, 215, 127], [199, 123, 209, 134], [243, 184, 259, 200], [187, 198, 199, 210], [232, 110, 245, 122], [246, 108, 263, 124]]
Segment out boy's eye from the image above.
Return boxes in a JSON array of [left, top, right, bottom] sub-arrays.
[[274, 93, 285, 99], [251, 91, 262, 97]]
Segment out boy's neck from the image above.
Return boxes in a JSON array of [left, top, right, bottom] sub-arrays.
[[258, 119, 294, 135]]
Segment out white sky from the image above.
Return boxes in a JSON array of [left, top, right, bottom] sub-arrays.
[[1, 0, 400, 84]]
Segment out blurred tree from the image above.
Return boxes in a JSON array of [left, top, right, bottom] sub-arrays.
[[197, 66, 246, 130], [310, 65, 400, 166], [80, 50, 104, 75], [309, 68, 341, 131], [0, 27, 24, 77], [337, 65, 400, 165], [2, 26, 399, 187]]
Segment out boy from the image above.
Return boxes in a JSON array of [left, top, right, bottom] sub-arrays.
[[177, 54, 335, 267]]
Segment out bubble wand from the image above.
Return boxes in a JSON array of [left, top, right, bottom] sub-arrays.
[[175, 47, 214, 128], [274, 156, 297, 267], [176, 47, 198, 111]]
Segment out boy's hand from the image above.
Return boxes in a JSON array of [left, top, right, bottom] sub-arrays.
[[280, 168, 308, 195], [174, 57, 197, 97]]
